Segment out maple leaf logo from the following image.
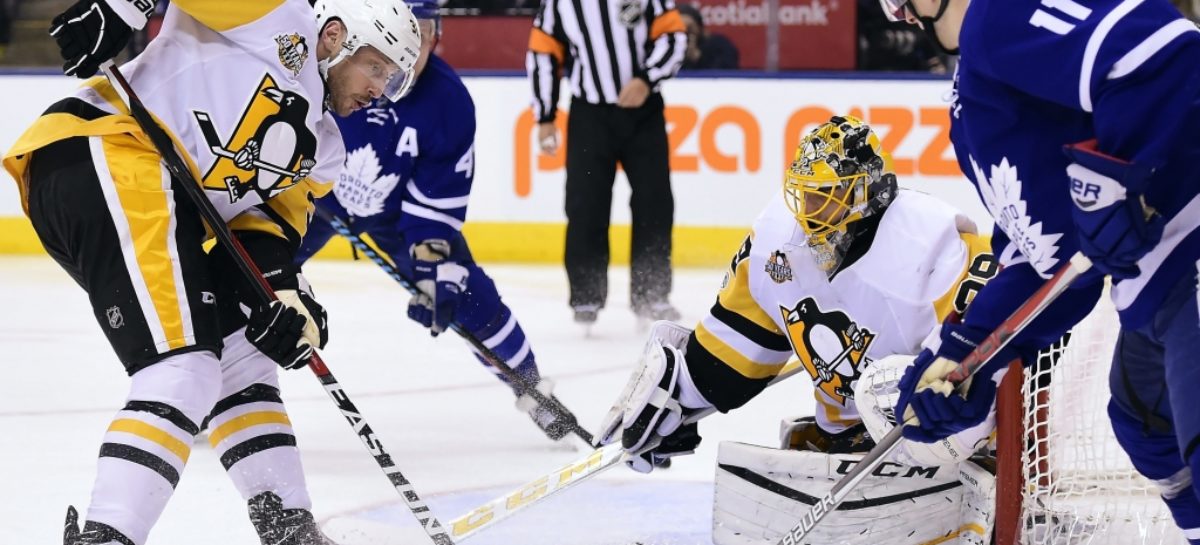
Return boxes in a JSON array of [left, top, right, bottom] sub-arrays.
[[971, 156, 1063, 276], [334, 144, 400, 217]]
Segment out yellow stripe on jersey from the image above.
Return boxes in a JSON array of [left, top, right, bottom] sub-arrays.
[[814, 389, 860, 432], [695, 323, 789, 379], [101, 135, 192, 350], [932, 232, 996, 322], [108, 418, 192, 463], [207, 411, 293, 448], [173, 0, 286, 32], [226, 177, 331, 243], [718, 249, 785, 335]]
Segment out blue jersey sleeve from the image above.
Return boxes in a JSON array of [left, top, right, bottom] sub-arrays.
[[398, 70, 477, 246]]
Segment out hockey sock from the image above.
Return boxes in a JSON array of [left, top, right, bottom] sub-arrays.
[[85, 350, 223, 545], [1110, 401, 1200, 541], [206, 332, 312, 511], [470, 305, 540, 386]]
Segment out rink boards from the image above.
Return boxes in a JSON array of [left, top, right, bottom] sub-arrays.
[[0, 72, 981, 266]]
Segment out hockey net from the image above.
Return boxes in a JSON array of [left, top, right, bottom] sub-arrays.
[[994, 290, 1186, 545]]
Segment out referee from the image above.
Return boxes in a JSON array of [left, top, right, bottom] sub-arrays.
[[526, 0, 687, 326]]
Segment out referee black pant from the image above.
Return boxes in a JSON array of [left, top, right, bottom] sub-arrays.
[[564, 93, 674, 310]]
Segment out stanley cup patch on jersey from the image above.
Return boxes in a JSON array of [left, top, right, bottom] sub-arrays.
[[274, 33, 309, 79], [779, 297, 875, 405], [193, 75, 317, 204]]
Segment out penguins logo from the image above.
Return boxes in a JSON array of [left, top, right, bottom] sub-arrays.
[[274, 32, 309, 78], [765, 250, 793, 283], [779, 297, 875, 405], [193, 75, 317, 204]]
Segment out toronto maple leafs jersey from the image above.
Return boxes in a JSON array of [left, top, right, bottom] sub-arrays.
[[3, 0, 342, 248], [684, 190, 995, 434], [324, 54, 476, 248], [950, 0, 1200, 338]]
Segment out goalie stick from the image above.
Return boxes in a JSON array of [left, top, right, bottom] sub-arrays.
[[774, 253, 1093, 545], [99, 62, 456, 545], [445, 359, 807, 542], [311, 205, 596, 446]]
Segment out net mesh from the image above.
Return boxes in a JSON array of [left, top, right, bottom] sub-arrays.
[[1018, 292, 1185, 545]]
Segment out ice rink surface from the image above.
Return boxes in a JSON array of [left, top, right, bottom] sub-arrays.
[[0, 256, 814, 544]]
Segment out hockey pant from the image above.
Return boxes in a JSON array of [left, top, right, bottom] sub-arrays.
[[297, 204, 540, 385], [27, 135, 312, 543], [1109, 265, 1200, 544]]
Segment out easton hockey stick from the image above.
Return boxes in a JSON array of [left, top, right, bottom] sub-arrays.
[[775, 253, 1094, 545], [100, 62, 456, 545], [312, 205, 595, 446], [446, 359, 807, 542]]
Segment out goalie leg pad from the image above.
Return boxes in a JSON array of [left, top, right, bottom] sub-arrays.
[[712, 441, 993, 545]]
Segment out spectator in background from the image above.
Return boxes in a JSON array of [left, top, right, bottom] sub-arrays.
[[0, 0, 13, 60], [677, 4, 739, 70], [856, 0, 946, 72]]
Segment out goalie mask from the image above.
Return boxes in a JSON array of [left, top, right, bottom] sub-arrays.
[[314, 0, 423, 102], [784, 116, 897, 274]]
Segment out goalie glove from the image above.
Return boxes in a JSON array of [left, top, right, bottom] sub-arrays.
[[50, 0, 155, 78], [597, 321, 713, 473]]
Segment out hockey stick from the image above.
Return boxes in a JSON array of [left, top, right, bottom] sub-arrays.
[[446, 359, 808, 541], [99, 62, 456, 545], [311, 205, 596, 446], [775, 253, 1094, 545]]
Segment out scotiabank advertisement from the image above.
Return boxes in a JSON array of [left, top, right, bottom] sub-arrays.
[[694, 0, 857, 69], [0, 74, 986, 256]]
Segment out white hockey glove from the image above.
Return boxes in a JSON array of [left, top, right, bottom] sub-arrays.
[[597, 321, 714, 473], [855, 354, 994, 467]]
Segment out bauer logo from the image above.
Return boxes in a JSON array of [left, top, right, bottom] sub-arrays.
[[1067, 163, 1126, 212]]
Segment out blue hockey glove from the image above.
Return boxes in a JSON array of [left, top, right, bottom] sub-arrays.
[[407, 240, 469, 337], [1064, 140, 1163, 279], [893, 323, 1018, 443], [50, 0, 155, 78]]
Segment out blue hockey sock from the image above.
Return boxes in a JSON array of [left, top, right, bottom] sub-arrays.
[[470, 306, 540, 386], [1110, 401, 1200, 541]]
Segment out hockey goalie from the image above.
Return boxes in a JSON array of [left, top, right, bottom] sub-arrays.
[[598, 116, 1011, 545]]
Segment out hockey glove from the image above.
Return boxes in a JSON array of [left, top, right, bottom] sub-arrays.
[[893, 323, 1017, 443], [50, 0, 155, 78], [407, 240, 469, 337], [598, 321, 713, 473], [248, 279, 327, 370], [1064, 140, 1163, 279]]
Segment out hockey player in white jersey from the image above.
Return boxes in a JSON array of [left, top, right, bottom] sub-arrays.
[[599, 116, 1002, 544], [2, 0, 420, 544]]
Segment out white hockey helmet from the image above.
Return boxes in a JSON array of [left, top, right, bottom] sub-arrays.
[[314, 0, 423, 101]]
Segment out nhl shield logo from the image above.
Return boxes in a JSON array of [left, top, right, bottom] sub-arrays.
[[275, 33, 309, 78], [618, 0, 643, 27], [765, 250, 793, 283], [106, 306, 124, 329]]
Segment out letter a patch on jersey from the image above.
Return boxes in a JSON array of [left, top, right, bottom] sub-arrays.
[[779, 297, 875, 405], [193, 75, 317, 204]]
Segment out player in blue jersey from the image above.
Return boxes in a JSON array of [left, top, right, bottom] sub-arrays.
[[296, 0, 570, 441], [874, 0, 1200, 540]]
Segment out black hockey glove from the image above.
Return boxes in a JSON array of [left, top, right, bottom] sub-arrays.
[[49, 0, 155, 78], [628, 422, 702, 473], [246, 300, 313, 370]]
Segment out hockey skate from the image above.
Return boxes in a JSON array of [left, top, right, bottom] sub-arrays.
[[248, 492, 338, 545], [62, 506, 135, 545], [572, 304, 600, 336], [515, 379, 573, 441]]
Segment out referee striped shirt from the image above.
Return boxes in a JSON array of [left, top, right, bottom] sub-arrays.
[[526, 0, 687, 122]]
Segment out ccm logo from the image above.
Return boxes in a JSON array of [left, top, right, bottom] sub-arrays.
[[835, 459, 941, 479]]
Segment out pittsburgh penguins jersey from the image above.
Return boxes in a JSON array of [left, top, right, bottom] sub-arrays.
[[948, 0, 1200, 340], [3, 0, 342, 247], [685, 190, 996, 434], [324, 53, 476, 248]]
